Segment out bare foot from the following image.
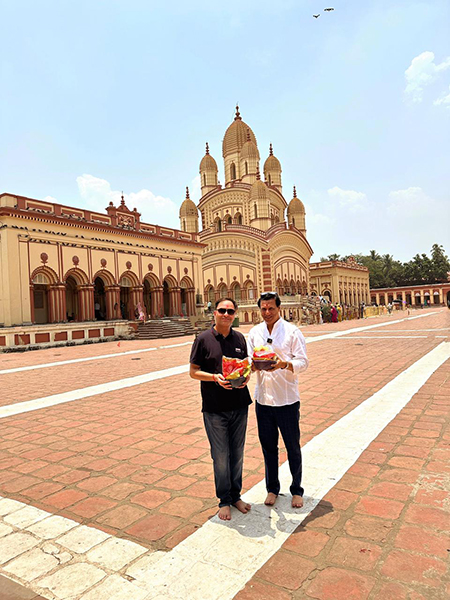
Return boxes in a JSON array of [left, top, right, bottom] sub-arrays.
[[292, 495, 304, 508], [264, 492, 278, 506], [218, 506, 231, 520], [233, 499, 251, 514]]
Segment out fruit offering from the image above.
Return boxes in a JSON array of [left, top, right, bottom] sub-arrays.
[[252, 345, 278, 370], [222, 356, 251, 387]]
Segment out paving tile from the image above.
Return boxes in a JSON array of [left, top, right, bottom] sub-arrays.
[[3, 547, 59, 581], [256, 550, 315, 590], [326, 537, 382, 571], [37, 563, 106, 598], [125, 513, 180, 542], [381, 549, 447, 587], [305, 567, 375, 599]]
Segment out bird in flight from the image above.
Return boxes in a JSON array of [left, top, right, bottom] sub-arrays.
[[324, 7, 335, 11], [313, 13, 320, 18]]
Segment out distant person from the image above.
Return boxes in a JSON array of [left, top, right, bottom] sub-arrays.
[[331, 305, 338, 323]]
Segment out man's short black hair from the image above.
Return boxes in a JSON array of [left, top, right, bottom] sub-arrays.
[[257, 291, 281, 308], [215, 297, 238, 310]]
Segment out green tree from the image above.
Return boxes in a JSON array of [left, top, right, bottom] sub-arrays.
[[431, 244, 450, 282]]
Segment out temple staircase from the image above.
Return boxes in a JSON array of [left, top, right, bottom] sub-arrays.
[[136, 317, 196, 340]]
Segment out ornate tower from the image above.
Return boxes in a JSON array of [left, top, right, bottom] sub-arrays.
[[240, 129, 260, 185], [222, 106, 258, 186], [264, 143, 282, 191], [199, 143, 218, 195], [249, 169, 271, 230], [179, 187, 199, 233], [287, 186, 306, 233]]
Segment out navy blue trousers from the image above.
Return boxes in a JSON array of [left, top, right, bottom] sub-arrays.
[[256, 401, 304, 497], [203, 406, 248, 507]]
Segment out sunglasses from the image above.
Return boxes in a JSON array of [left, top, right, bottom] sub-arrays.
[[217, 308, 236, 315]]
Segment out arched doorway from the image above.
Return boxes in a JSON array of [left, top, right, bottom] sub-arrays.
[[32, 272, 50, 324], [143, 274, 161, 319], [94, 277, 107, 320], [119, 274, 134, 319], [65, 276, 79, 321], [323, 290, 332, 302]]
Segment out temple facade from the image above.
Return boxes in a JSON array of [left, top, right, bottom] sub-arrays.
[[0, 193, 204, 344], [180, 106, 313, 323], [309, 257, 370, 305]]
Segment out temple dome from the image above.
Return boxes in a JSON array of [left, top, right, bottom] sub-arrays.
[[222, 106, 257, 157], [200, 143, 218, 171], [287, 187, 305, 214], [241, 131, 260, 160], [249, 173, 267, 201], [179, 188, 198, 217]]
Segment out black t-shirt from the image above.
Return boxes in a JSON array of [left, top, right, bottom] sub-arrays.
[[190, 327, 252, 414]]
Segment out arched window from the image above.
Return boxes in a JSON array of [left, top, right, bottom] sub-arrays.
[[224, 214, 232, 225], [182, 220, 186, 231], [292, 217, 295, 227], [234, 212, 242, 225], [268, 174, 272, 185], [254, 204, 258, 219], [245, 161, 248, 175], [203, 174, 206, 186], [230, 163, 236, 180], [214, 217, 222, 232]]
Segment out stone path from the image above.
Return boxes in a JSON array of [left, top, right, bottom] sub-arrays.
[[0, 308, 448, 599]]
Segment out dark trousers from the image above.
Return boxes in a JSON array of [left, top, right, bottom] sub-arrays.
[[203, 406, 248, 507], [256, 401, 304, 497]]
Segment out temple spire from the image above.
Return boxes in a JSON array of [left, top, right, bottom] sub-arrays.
[[246, 128, 251, 142], [186, 186, 190, 199], [269, 143, 273, 156], [205, 142, 209, 155], [234, 104, 241, 121], [256, 167, 261, 181], [121, 192, 125, 206], [293, 185, 297, 198]]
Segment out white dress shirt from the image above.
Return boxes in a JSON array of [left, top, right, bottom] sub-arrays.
[[247, 318, 309, 406]]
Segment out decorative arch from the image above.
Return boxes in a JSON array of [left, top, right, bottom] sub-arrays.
[[92, 269, 116, 286], [244, 278, 256, 301], [230, 162, 236, 180], [143, 272, 161, 288], [204, 284, 215, 304], [163, 274, 179, 289], [119, 270, 140, 288], [276, 277, 283, 296], [180, 275, 194, 289], [30, 265, 59, 285], [64, 267, 89, 286], [214, 216, 222, 232], [223, 214, 232, 226], [283, 278, 289, 295], [290, 279, 296, 295], [230, 280, 242, 302], [234, 212, 243, 225], [217, 282, 228, 299]]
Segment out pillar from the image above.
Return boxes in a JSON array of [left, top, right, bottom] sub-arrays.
[[49, 284, 66, 323], [439, 288, 443, 305], [186, 288, 195, 316], [155, 286, 164, 318], [420, 290, 424, 306], [376, 293, 380, 305], [169, 288, 182, 316], [105, 285, 120, 320], [78, 284, 94, 321]]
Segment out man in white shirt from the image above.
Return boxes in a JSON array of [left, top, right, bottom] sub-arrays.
[[247, 292, 309, 508]]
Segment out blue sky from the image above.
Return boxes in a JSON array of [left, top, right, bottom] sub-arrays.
[[1, 0, 449, 261]]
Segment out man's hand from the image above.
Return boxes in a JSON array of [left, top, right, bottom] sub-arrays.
[[237, 374, 251, 388], [267, 357, 289, 372], [215, 373, 232, 389]]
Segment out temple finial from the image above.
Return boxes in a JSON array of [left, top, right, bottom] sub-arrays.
[[121, 191, 125, 206], [205, 142, 209, 155], [234, 104, 241, 121], [256, 166, 261, 180], [269, 143, 273, 156], [186, 186, 190, 199], [293, 186, 297, 198]]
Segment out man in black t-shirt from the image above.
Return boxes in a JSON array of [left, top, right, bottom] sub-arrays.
[[190, 297, 252, 521]]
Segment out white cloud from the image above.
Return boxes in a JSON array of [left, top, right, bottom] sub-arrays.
[[434, 84, 450, 108], [76, 174, 180, 228], [43, 195, 58, 203], [404, 51, 450, 103], [327, 186, 369, 212], [387, 186, 435, 217]]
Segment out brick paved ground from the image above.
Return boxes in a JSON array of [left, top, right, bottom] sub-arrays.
[[0, 307, 449, 599]]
